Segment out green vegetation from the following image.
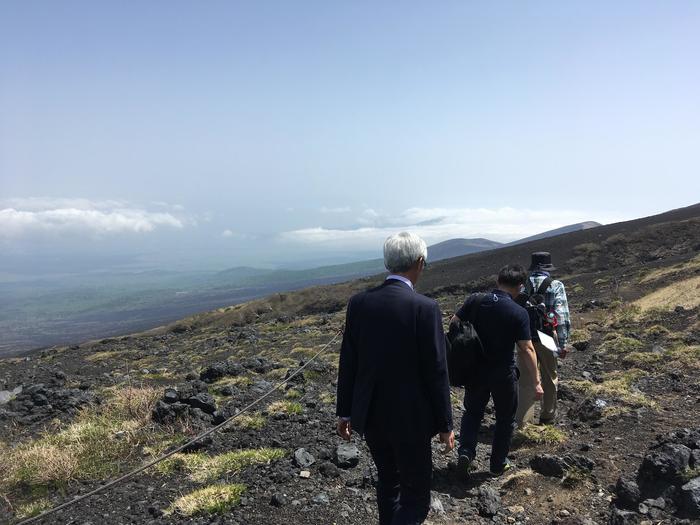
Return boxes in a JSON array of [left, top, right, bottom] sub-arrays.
[[571, 283, 585, 294], [600, 334, 644, 354], [155, 448, 286, 483], [268, 400, 303, 415], [562, 467, 592, 488], [319, 391, 336, 404], [284, 388, 302, 399], [234, 413, 267, 430], [622, 352, 662, 366], [569, 328, 591, 344], [0, 386, 179, 521], [0, 387, 163, 491], [568, 369, 654, 408], [681, 468, 700, 483], [645, 325, 670, 337], [513, 424, 567, 446], [14, 498, 52, 520], [168, 483, 246, 516]]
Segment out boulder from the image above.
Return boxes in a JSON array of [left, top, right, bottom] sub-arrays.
[[609, 508, 640, 525], [335, 443, 360, 469], [199, 361, 244, 383], [638, 443, 691, 485], [530, 454, 566, 478], [294, 448, 316, 468], [570, 398, 607, 422], [615, 477, 641, 510], [477, 486, 501, 517], [678, 477, 700, 518]]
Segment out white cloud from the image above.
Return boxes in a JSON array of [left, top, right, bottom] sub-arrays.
[[279, 207, 624, 248], [0, 198, 186, 238], [222, 229, 235, 237]]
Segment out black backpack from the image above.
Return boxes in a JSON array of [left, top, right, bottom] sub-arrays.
[[445, 293, 489, 387], [523, 277, 556, 343]]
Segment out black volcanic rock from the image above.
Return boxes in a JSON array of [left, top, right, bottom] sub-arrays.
[[678, 477, 700, 518], [335, 443, 360, 469], [200, 361, 244, 383], [638, 443, 691, 485], [615, 478, 641, 510]]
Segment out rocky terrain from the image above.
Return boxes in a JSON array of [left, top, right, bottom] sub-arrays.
[[1, 204, 699, 524]]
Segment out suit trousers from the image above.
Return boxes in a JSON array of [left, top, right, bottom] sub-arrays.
[[457, 366, 518, 472], [515, 341, 558, 426], [364, 423, 433, 525]]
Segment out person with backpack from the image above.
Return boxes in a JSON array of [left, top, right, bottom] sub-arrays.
[[449, 265, 543, 477], [515, 252, 571, 427]]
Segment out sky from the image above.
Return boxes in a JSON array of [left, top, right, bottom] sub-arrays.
[[1, 1, 699, 274]]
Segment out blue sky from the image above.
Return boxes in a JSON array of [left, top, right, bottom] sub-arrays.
[[1, 1, 699, 272]]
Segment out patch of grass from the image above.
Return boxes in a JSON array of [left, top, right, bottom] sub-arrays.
[[681, 467, 700, 483], [634, 275, 700, 312], [593, 278, 609, 286], [85, 350, 125, 362], [284, 388, 302, 399], [234, 413, 267, 430], [568, 369, 654, 407], [600, 335, 644, 355], [0, 386, 165, 490], [640, 254, 700, 284], [268, 400, 303, 415], [168, 483, 246, 516], [513, 424, 567, 446], [14, 498, 52, 520], [265, 368, 288, 380], [569, 328, 591, 344], [303, 369, 324, 382], [667, 345, 700, 369], [622, 351, 663, 366], [319, 391, 336, 405], [562, 467, 591, 488], [500, 468, 534, 489], [290, 346, 317, 358], [571, 284, 585, 294], [645, 325, 670, 337], [155, 448, 286, 483]]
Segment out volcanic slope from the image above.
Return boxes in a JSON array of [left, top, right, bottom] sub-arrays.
[[0, 202, 699, 524]]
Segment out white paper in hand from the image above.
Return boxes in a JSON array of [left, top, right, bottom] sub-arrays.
[[537, 330, 559, 354]]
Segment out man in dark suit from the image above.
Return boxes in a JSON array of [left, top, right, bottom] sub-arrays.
[[336, 231, 454, 525]]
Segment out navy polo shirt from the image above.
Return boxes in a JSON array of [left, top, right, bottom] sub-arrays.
[[456, 289, 531, 369]]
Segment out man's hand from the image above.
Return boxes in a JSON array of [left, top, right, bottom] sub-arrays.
[[337, 419, 352, 441], [534, 382, 544, 401], [558, 345, 570, 359], [439, 431, 455, 454]]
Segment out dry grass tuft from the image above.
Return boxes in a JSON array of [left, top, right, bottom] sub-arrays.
[[568, 369, 654, 408], [633, 275, 700, 312], [0, 386, 166, 490], [14, 497, 53, 520], [267, 400, 303, 415], [234, 414, 267, 430], [513, 424, 567, 446], [168, 483, 246, 516], [155, 448, 285, 483]]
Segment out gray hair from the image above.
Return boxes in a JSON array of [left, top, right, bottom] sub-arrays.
[[383, 232, 428, 273]]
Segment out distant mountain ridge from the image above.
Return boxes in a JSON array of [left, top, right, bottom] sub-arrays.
[[509, 221, 601, 245]]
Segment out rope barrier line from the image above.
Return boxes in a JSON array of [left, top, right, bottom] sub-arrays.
[[17, 328, 344, 525]]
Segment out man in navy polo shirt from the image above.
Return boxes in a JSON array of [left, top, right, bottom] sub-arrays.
[[450, 264, 543, 476]]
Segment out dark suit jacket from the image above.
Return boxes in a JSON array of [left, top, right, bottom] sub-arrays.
[[336, 279, 453, 440]]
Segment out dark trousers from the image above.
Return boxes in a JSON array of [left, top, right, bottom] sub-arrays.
[[458, 367, 518, 471], [364, 424, 433, 525]]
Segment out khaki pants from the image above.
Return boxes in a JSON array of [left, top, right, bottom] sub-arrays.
[[516, 341, 558, 426]]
